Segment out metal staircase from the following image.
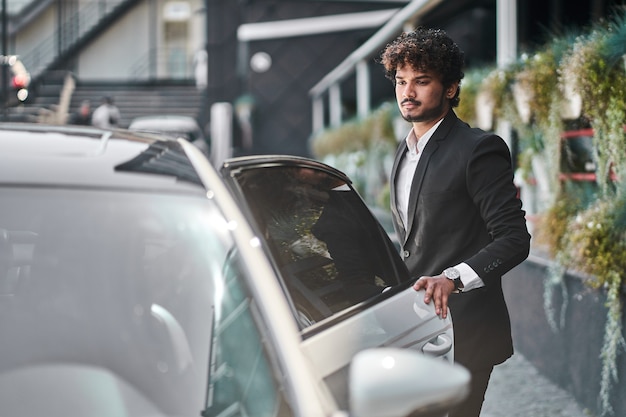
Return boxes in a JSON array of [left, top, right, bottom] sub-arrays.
[[18, 0, 141, 82], [4, 0, 206, 126], [69, 80, 206, 128], [1, 0, 144, 121]]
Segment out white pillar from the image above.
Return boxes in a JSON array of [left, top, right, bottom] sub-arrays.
[[312, 96, 324, 133], [210, 102, 233, 168], [497, 0, 517, 68], [329, 83, 342, 127], [356, 60, 370, 119], [496, 0, 517, 150]]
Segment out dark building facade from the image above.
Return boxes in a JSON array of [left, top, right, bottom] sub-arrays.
[[207, 0, 397, 156]]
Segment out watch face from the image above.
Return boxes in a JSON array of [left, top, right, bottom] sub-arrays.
[[444, 267, 460, 279]]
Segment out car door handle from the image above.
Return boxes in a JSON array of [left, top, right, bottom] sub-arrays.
[[422, 334, 452, 356]]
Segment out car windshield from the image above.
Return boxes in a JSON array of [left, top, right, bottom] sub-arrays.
[[0, 187, 288, 416]]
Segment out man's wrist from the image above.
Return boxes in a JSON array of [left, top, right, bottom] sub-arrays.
[[443, 267, 464, 292]]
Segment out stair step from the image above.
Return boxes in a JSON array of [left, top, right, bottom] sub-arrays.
[[8, 76, 207, 129], [69, 81, 207, 128]]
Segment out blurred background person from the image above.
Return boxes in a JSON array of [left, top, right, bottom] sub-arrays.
[[91, 96, 121, 128], [193, 47, 208, 90], [69, 100, 92, 125]]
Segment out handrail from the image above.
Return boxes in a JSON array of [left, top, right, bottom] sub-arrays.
[[309, 0, 443, 98], [7, 0, 56, 34]]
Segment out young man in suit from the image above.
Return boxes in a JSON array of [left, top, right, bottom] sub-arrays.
[[379, 28, 531, 417]]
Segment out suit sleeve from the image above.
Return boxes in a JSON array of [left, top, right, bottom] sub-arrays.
[[464, 134, 531, 283]]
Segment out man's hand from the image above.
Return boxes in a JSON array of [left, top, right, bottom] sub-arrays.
[[413, 274, 455, 318]]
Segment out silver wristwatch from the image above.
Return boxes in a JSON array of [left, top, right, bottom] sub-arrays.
[[443, 267, 463, 291]]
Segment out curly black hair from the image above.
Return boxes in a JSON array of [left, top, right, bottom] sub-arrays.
[[379, 27, 465, 107]]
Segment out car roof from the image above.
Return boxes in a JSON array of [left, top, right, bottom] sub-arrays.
[[0, 122, 204, 193]]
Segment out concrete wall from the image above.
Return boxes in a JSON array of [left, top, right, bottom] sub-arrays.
[[503, 254, 626, 416], [14, 7, 56, 58], [78, 2, 151, 79]]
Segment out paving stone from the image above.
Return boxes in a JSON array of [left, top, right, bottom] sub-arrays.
[[481, 352, 592, 417]]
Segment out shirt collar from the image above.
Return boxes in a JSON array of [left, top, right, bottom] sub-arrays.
[[404, 117, 445, 155]]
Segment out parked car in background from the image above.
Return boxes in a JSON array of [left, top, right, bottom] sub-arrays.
[[128, 114, 209, 155], [0, 123, 469, 417]]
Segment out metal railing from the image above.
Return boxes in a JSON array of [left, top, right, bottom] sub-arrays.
[[308, 0, 442, 133]]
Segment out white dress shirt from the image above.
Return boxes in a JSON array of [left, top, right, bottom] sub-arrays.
[[395, 121, 484, 291]]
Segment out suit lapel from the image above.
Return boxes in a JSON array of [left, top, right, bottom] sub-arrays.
[[401, 111, 458, 242], [390, 142, 407, 242]]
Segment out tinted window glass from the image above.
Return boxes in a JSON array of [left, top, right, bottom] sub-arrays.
[[205, 251, 292, 417], [231, 166, 409, 325]]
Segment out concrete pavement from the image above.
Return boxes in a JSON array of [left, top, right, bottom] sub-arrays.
[[480, 352, 591, 417]]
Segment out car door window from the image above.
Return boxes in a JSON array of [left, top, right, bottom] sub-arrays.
[[229, 166, 409, 325], [205, 250, 293, 417]]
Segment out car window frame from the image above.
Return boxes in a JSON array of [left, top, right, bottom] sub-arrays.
[[220, 157, 412, 337]]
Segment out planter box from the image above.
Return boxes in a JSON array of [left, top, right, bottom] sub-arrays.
[[503, 252, 626, 416]]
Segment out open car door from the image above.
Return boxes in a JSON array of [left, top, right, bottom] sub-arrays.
[[220, 155, 455, 409]]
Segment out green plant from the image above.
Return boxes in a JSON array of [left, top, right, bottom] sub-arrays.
[[512, 37, 580, 207], [515, 48, 560, 127], [559, 15, 626, 192], [471, 57, 566, 207], [535, 184, 626, 416], [310, 103, 398, 158], [600, 275, 626, 416], [561, 193, 626, 415], [309, 102, 400, 206], [478, 13, 626, 415], [534, 191, 577, 331], [479, 64, 519, 123], [457, 66, 492, 125], [563, 195, 626, 287]]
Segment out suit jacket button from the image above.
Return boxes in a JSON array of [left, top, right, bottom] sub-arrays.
[[403, 250, 410, 258]]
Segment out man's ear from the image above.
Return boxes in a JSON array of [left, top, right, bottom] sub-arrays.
[[446, 83, 459, 99]]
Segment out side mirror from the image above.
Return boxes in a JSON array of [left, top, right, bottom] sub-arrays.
[[350, 348, 470, 417]]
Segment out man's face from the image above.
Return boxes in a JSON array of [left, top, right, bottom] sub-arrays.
[[394, 65, 455, 124]]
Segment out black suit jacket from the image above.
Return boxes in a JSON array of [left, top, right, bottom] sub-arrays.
[[390, 110, 531, 371]]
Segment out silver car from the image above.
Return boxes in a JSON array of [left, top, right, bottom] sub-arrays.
[[0, 123, 468, 417]]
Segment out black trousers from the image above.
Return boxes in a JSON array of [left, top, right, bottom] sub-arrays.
[[449, 367, 493, 417]]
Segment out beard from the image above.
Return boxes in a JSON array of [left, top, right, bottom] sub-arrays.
[[400, 94, 448, 123]]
